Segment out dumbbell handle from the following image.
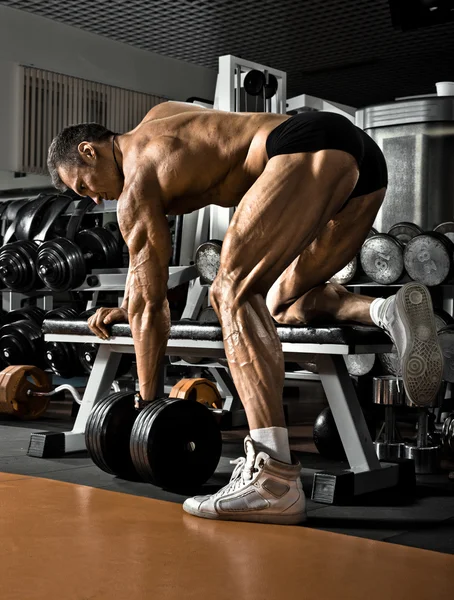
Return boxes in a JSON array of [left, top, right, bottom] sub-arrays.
[[27, 384, 82, 405]]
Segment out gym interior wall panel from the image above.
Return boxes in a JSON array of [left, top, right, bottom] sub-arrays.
[[0, 4, 217, 103]]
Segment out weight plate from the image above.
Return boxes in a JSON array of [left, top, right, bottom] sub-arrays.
[[45, 341, 82, 379], [378, 347, 401, 377], [264, 74, 278, 99], [434, 222, 454, 243], [0, 365, 50, 419], [169, 378, 222, 409], [37, 238, 86, 291], [344, 353, 375, 377], [77, 342, 133, 377], [103, 222, 121, 243], [360, 234, 404, 284], [388, 222, 422, 245], [0, 320, 44, 367], [366, 227, 379, 239], [0, 241, 39, 292], [244, 69, 265, 96], [330, 256, 357, 285], [404, 233, 452, 286], [434, 307, 454, 331], [85, 392, 139, 479], [195, 240, 222, 284], [76, 227, 119, 269], [130, 398, 222, 490], [3, 306, 45, 326]]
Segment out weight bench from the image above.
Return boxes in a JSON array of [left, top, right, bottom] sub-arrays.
[[29, 319, 405, 504]]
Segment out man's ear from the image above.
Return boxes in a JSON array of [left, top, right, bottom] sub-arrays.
[[78, 142, 97, 164]]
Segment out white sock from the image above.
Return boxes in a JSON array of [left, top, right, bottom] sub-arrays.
[[370, 297, 387, 327], [250, 427, 291, 464]]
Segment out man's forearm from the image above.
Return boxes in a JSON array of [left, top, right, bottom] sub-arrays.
[[120, 268, 131, 310], [129, 300, 171, 400]]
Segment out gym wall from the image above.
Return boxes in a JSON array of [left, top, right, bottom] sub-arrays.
[[0, 4, 217, 187]]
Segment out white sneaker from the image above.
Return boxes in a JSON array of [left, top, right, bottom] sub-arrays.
[[377, 282, 443, 406], [183, 436, 306, 525]]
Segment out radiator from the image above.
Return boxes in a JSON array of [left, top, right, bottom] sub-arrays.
[[18, 66, 166, 175]]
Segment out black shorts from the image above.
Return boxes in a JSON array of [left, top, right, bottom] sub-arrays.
[[266, 112, 388, 201]]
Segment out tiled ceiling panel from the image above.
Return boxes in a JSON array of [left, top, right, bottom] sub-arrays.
[[1, 0, 454, 107]]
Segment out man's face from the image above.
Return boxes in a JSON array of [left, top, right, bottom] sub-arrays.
[[58, 143, 122, 203]]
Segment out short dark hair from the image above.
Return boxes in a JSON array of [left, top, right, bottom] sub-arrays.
[[47, 123, 113, 191]]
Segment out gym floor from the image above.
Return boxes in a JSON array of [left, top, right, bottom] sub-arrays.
[[1, 398, 454, 599]]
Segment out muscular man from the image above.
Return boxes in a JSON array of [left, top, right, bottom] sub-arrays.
[[47, 102, 443, 525]]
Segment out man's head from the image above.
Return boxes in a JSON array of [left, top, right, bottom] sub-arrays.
[[47, 123, 123, 203]]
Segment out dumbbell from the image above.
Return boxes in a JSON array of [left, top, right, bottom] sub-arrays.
[[85, 388, 222, 490], [0, 307, 46, 368], [360, 222, 422, 284], [330, 228, 378, 285], [77, 309, 134, 377], [404, 227, 454, 286], [404, 408, 440, 474], [37, 226, 120, 292], [195, 240, 222, 284], [44, 308, 87, 379]]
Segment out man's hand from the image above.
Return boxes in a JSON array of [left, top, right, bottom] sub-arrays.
[[87, 307, 129, 340]]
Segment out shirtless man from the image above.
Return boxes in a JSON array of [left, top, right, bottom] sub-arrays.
[[47, 102, 443, 525]]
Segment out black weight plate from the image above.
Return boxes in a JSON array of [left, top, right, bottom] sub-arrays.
[[330, 256, 357, 285], [434, 222, 454, 243], [45, 341, 82, 378], [76, 227, 118, 268], [85, 392, 139, 479], [388, 222, 422, 245], [244, 69, 265, 96], [100, 227, 121, 266], [130, 398, 222, 490], [264, 74, 278, 99], [103, 221, 121, 242], [404, 233, 452, 286], [0, 320, 44, 366], [130, 399, 167, 483], [3, 306, 45, 326], [37, 238, 86, 291], [0, 241, 39, 292], [46, 307, 79, 320], [360, 234, 404, 284], [79, 308, 97, 319], [195, 240, 223, 284], [77, 342, 133, 377]]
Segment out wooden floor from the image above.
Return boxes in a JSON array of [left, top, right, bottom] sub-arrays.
[[0, 473, 453, 600]]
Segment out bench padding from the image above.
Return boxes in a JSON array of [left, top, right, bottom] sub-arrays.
[[42, 319, 390, 349]]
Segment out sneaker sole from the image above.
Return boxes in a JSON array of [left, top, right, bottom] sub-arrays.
[[182, 503, 307, 525], [396, 282, 443, 407]]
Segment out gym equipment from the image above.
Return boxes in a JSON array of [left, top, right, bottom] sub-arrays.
[[130, 396, 222, 489], [2, 306, 45, 326], [404, 408, 440, 474], [360, 233, 405, 284], [195, 239, 222, 284], [388, 222, 422, 245], [199, 307, 219, 324], [0, 318, 44, 367], [0, 365, 51, 419], [169, 378, 222, 409], [344, 353, 375, 377], [0, 194, 73, 292], [331, 256, 358, 285], [37, 227, 120, 292], [77, 309, 133, 378], [434, 222, 454, 243], [404, 232, 454, 286], [44, 308, 86, 379], [313, 406, 376, 461], [85, 390, 223, 490], [373, 376, 405, 460], [442, 412, 454, 454]]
